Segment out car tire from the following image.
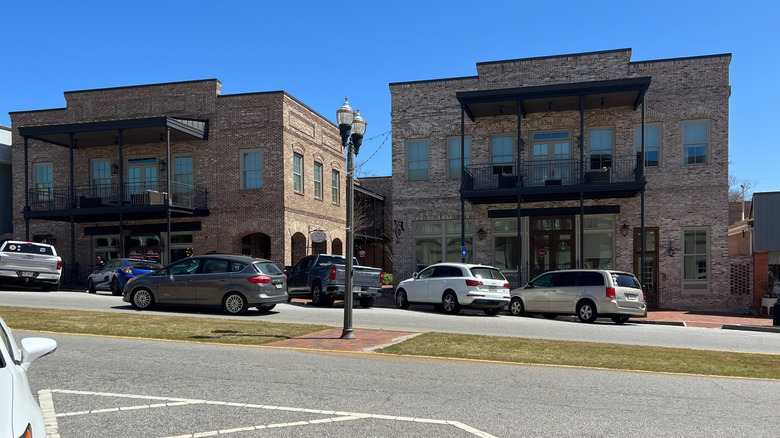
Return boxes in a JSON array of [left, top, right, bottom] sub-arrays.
[[223, 292, 248, 315], [257, 304, 276, 312], [484, 307, 502, 316], [577, 300, 598, 323], [131, 288, 154, 310], [311, 283, 332, 307], [509, 297, 525, 316], [110, 278, 122, 296], [441, 291, 461, 315], [359, 297, 375, 308], [395, 289, 410, 309], [87, 278, 97, 294], [611, 316, 630, 325]]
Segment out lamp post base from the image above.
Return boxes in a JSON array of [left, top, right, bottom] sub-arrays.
[[340, 329, 356, 339]]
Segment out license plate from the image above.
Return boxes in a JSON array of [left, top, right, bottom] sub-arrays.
[[20, 271, 34, 278], [274, 283, 282, 289], [626, 293, 638, 300]]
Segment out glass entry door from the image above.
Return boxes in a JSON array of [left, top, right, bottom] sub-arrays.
[[531, 217, 574, 278], [531, 132, 571, 186], [634, 228, 659, 308], [127, 158, 159, 203]]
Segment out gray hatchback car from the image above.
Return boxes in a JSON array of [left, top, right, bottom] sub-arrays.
[[123, 254, 288, 315], [509, 269, 647, 324]]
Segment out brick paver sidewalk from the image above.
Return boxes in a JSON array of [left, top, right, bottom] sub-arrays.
[[265, 327, 422, 352]]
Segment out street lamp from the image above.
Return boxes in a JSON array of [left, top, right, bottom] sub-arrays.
[[337, 97, 367, 339]]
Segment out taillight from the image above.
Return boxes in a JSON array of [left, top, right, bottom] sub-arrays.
[[465, 279, 483, 287], [284, 274, 288, 283], [123, 267, 133, 275], [380, 270, 384, 285], [330, 266, 337, 281], [248, 275, 272, 284], [606, 287, 616, 300], [503, 282, 510, 289], [56, 260, 63, 270]]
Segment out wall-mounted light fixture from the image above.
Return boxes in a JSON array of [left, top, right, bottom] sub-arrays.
[[667, 241, 676, 257], [477, 228, 486, 241], [620, 223, 630, 237], [111, 163, 119, 175], [159, 159, 167, 172]]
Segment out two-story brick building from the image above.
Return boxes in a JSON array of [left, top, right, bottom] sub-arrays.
[[9, 79, 347, 285], [390, 49, 733, 311]]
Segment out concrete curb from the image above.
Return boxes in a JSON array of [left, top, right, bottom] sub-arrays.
[[630, 319, 687, 327], [721, 324, 780, 333]]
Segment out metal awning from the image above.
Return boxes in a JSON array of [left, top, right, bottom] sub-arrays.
[[456, 77, 651, 120], [18, 116, 208, 148]]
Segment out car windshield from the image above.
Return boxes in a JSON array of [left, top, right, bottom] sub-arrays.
[[470, 267, 506, 281], [1, 242, 54, 255], [129, 260, 163, 270], [254, 262, 283, 275], [612, 273, 642, 289]]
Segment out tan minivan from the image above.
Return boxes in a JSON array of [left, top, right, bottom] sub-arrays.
[[509, 269, 647, 324]]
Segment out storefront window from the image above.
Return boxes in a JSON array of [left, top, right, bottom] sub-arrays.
[[493, 220, 519, 271], [584, 216, 614, 269], [414, 220, 473, 271]]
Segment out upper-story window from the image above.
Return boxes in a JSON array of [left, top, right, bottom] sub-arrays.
[[174, 156, 194, 192], [241, 150, 262, 189], [331, 170, 340, 205], [91, 159, 111, 198], [683, 121, 708, 165], [34, 163, 53, 201], [589, 129, 613, 169], [491, 135, 513, 175], [314, 162, 323, 200], [408, 140, 429, 181], [532, 132, 571, 185], [447, 137, 471, 179], [293, 153, 303, 193], [635, 125, 661, 168]]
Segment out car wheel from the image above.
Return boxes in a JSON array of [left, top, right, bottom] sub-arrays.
[[110, 278, 121, 296], [359, 297, 375, 308], [543, 314, 557, 320], [131, 288, 154, 310], [484, 307, 502, 316], [509, 297, 525, 316], [223, 292, 248, 315], [311, 283, 332, 307], [87, 278, 97, 294], [611, 316, 630, 325], [577, 300, 598, 323], [395, 289, 410, 309], [441, 291, 461, 315], [257, 304, 276, 312]]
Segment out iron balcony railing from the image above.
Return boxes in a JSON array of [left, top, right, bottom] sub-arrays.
[[463, 157, 641, 191], [27, 181, 208, 211]]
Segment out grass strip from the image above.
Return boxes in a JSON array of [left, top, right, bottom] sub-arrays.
[[0, 306, 327, 345], [2, 306, 777, 379], [377, 332, 780, 379]]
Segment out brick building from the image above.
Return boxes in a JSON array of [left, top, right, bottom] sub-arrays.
[[390, 49, 733, 311], [9, 79, 347, 285]]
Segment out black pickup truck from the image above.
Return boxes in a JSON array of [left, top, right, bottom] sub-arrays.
[[285, 254, 383, 307]]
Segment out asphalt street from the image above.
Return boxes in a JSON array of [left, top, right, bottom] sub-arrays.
[[1, 290, 779, 354]]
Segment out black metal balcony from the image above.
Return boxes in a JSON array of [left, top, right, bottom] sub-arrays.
[[462, 157, 645, 204], [26, 181, 209, 222]]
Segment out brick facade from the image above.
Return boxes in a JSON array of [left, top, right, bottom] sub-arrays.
[[9, 80, 346, 279], [390, 49, 734, 311]]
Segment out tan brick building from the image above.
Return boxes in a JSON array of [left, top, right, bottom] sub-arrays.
[[9, 79, 347, 285], [390, 49, 733, 311]]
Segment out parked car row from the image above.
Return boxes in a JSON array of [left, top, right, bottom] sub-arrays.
[[394, 263, 647, 324]]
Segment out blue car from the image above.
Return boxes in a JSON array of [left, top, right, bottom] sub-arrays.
[[87, 258, 162, 295]]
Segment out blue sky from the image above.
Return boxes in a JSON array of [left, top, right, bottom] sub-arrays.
[[3, 0, 777, 197]]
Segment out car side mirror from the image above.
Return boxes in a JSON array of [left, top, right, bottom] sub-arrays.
[[412, 272, 419, 279], [20, 337, 57, 371]]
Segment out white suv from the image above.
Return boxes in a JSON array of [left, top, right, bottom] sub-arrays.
[[509, 269, 647, 324], [395, 263, 511, 315]]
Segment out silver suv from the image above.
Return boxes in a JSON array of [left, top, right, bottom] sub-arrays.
[[509, 269, 647, 324]]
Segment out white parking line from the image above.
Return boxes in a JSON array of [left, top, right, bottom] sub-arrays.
[[43, 388, 498, 437]]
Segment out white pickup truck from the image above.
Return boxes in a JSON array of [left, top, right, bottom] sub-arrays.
[[0, 241, 62, 291]]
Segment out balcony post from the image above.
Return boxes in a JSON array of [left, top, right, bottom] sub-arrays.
[[461, 106, 466, 261], [579, 96, 585, 269], [23, 136, 29, 240]]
